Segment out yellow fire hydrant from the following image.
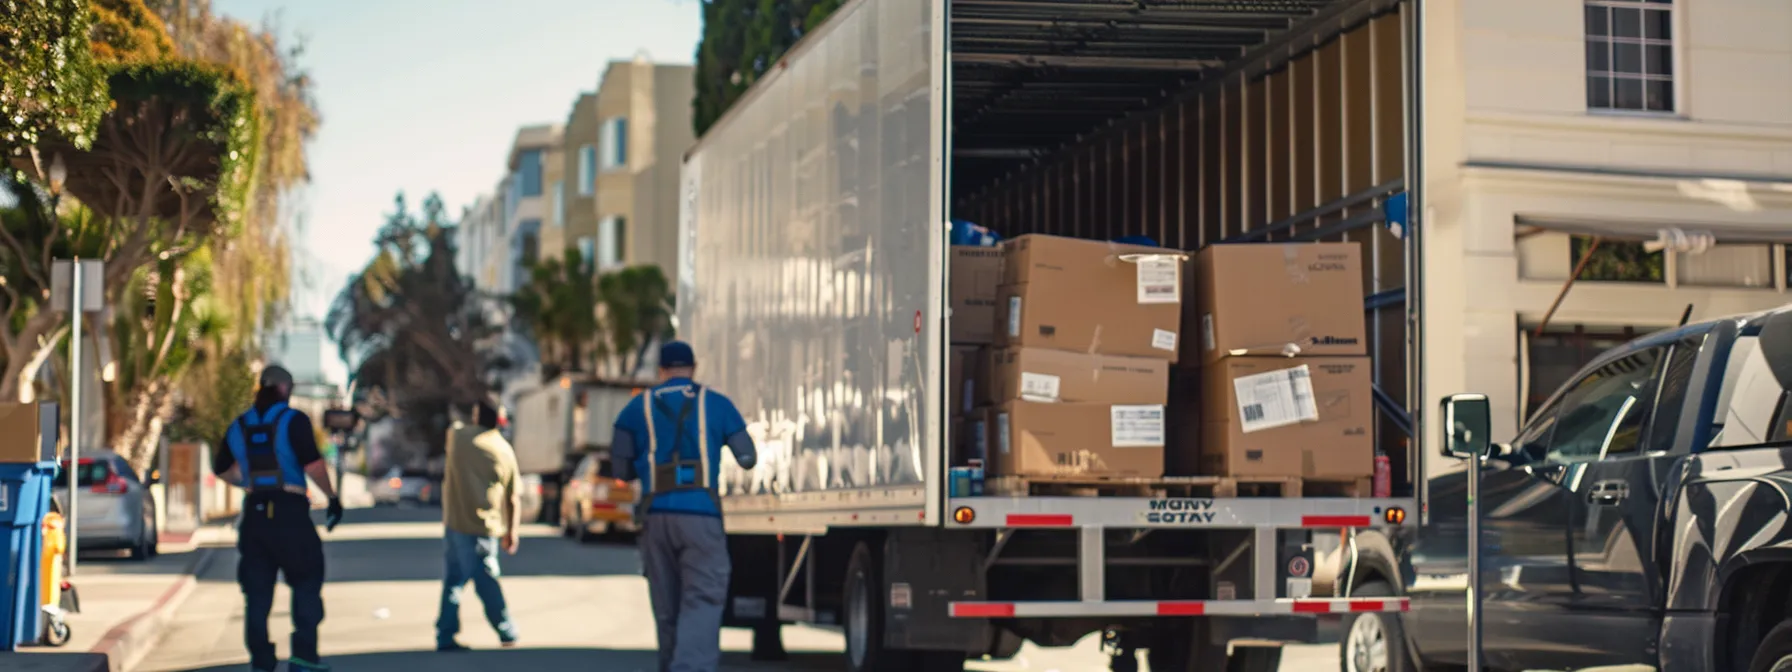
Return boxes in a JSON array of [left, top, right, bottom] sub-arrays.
[[40, 510, 71, 646]]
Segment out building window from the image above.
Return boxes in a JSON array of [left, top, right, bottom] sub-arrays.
[[598, 216, 627, 269], [600, 117, 628, 171], [579, 145, 597, 195], [1585, 0, 1674, 113], [1571, 235, 1663, 283], [517, 149, 544, 197], [551, 181, 564, 227], [577, 236, 596, 270]]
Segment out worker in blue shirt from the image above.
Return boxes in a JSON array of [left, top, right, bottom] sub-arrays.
[[612, 341, 758, 672], [212, 365, 344, 672]]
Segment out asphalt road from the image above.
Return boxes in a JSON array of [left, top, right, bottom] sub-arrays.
[[133, 506, 1339, 671]]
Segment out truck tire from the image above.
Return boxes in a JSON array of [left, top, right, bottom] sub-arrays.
[[842, 542, 965, 672], [1340, 580, 1414, 672], [1748, 620, 1792, 672]]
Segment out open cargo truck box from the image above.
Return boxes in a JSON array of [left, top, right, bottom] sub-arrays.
[[679, 0, 1425, 668]]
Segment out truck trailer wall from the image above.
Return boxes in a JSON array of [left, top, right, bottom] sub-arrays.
[[680, 0, 943, 528], [954, 3, 1416, 489], [511, 385, 573, 475]]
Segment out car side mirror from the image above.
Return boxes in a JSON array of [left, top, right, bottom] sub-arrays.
[[1440, 394, 1493, 459]]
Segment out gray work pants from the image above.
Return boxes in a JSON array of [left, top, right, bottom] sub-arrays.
[[641, 512, 731, 672]]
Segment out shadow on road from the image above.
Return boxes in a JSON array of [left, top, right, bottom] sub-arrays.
[[69, 546, 206, 576], [195, 502, 644, 583], [171, 648, 843, 671]]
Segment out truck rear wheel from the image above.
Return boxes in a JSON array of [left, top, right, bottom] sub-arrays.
[[843, 541, 965, 672], [1749, 620, 1792, 672]]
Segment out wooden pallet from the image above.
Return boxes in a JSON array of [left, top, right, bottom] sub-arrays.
[[985, 474, 1375, 499]]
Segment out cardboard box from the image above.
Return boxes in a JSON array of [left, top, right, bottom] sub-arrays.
[[991, 348, 1169, 405], [1189, 242, 1366, 364], [950, 247, 1004, 344], [1192, 356, 1373, 479], [991, 401, 1165, 478], [0, 402, 47, 463], [997, 234, 1184, 361]]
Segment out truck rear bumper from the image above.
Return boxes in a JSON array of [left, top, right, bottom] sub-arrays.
[[949, 597, 1407, 618]]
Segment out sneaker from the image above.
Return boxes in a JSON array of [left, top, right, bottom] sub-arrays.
[[499, 636, 519, 649], [437, 641, 473, 652], [288, 657, 332, 671]]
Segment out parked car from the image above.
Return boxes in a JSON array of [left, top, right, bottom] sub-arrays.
[[559, 452, 638, 542], [368, 467, 433, 506], [1346, 303, 1792, 672], [52, 452, 157, 561]]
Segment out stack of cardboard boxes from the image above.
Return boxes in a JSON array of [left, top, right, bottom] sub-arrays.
[[1176, 242, 1373, 483], [946, 235, 1373, 488], [953, 235, 1180, 480]]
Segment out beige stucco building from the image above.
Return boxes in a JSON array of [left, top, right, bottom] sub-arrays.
[[563, 57, 694, 278], [1418, 0, 1792, 464]]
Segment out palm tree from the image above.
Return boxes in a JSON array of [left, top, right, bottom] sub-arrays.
[[513, 248, 599, 375], [597, 265, 674, 379]]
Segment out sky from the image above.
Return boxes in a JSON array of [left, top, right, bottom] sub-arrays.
[[213, 0, 705, 384]]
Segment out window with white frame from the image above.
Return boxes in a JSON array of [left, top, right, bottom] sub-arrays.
[[597, 216, 626, 269], [551, 181, 564, 227], [578, 145, 596, 195], [1585, 0, 1674, 113], [599, 117, 628, 171]]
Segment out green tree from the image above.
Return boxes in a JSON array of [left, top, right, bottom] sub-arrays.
[[328, 193, 497, 457], [0, 0, 110, 158], [692, 0, 845, 136], [105, 249, 225, 473], [598, 265, 674, 378], [512, 248, 598, 377]]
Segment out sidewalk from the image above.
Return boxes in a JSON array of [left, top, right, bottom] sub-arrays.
[[6, 523, 232, 672]]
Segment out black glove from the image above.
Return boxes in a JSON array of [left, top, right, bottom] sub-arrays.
[[326, 497, 344, 532]]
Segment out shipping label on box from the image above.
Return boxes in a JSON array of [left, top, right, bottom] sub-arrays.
[[1111, 405, 1166, 447], [1134, 255, 1183, 304], [1232, 365, 1319, 433]]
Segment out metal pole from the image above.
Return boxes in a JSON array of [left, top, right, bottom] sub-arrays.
[[1466, 446, 1483, 671], [67, 258, 82, 577]]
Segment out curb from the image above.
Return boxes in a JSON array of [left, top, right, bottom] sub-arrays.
[[88, 543, 220, 672]]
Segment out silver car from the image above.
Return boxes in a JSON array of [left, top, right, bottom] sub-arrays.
[[52, 452, 158, 561]]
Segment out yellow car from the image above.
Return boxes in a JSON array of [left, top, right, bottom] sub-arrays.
[[559, 452, 639, 542]]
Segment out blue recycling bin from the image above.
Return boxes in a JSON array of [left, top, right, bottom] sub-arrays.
[[0, 461, 55, 651]]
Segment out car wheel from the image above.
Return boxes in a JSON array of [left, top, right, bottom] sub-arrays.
[[1340, 580, 1414, 672], [1749, 620, 1792, 672]]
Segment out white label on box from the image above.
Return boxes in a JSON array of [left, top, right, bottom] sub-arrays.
[[1136, 257, 1181, 304], [1233, 365, 1320, 434], [1152, 329, 1177, 352], [1007, 296, 1022, 337], [1111, 405, 1166, 447], [1202, 314, 1216, 351], [1019, 372, 1060, 401], [997, 412, 1012, 454]]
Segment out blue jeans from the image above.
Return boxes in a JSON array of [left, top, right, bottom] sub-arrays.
[[436, 529, 518, 646]]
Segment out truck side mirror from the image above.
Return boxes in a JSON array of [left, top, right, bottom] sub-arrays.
[[1440, 394, 1493, 459]]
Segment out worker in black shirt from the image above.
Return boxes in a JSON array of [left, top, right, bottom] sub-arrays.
[[211, 365, 343, 672]]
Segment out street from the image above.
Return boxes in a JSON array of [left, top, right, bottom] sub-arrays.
[[132, 507, 1337, 671]]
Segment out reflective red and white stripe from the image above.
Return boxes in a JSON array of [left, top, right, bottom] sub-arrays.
[[999, 514, 1375, 528], [948, 597, 1409, 619]]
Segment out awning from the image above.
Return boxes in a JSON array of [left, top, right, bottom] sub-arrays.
[[1515, 216, 1792, 247]]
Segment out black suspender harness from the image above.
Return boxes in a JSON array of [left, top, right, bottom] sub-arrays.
[[641, 385, 717, 508]]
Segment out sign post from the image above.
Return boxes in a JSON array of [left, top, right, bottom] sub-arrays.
[[52, 258, 104, 576]]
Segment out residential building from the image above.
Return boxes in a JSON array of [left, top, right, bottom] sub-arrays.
[[585, 57, 695, 276], [457, 194, 505, 294], [561, 93, 601, 267], [1420, 0, 1792, 467], [505, 124, 563, 294]]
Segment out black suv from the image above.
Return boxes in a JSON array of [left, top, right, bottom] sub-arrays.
[[1342, 304, 1792, 672]]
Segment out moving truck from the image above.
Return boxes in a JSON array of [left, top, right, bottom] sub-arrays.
[[679, 0, 1424, 670]]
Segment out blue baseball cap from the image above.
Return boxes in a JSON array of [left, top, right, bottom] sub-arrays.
[[660, 341, 696, 369]]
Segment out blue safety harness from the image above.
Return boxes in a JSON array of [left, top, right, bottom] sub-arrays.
[[641, 384, 720, 508], [226, 402, 307, 494]]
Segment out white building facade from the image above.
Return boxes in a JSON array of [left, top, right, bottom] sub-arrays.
[[1419, 0, 1792, 462]]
